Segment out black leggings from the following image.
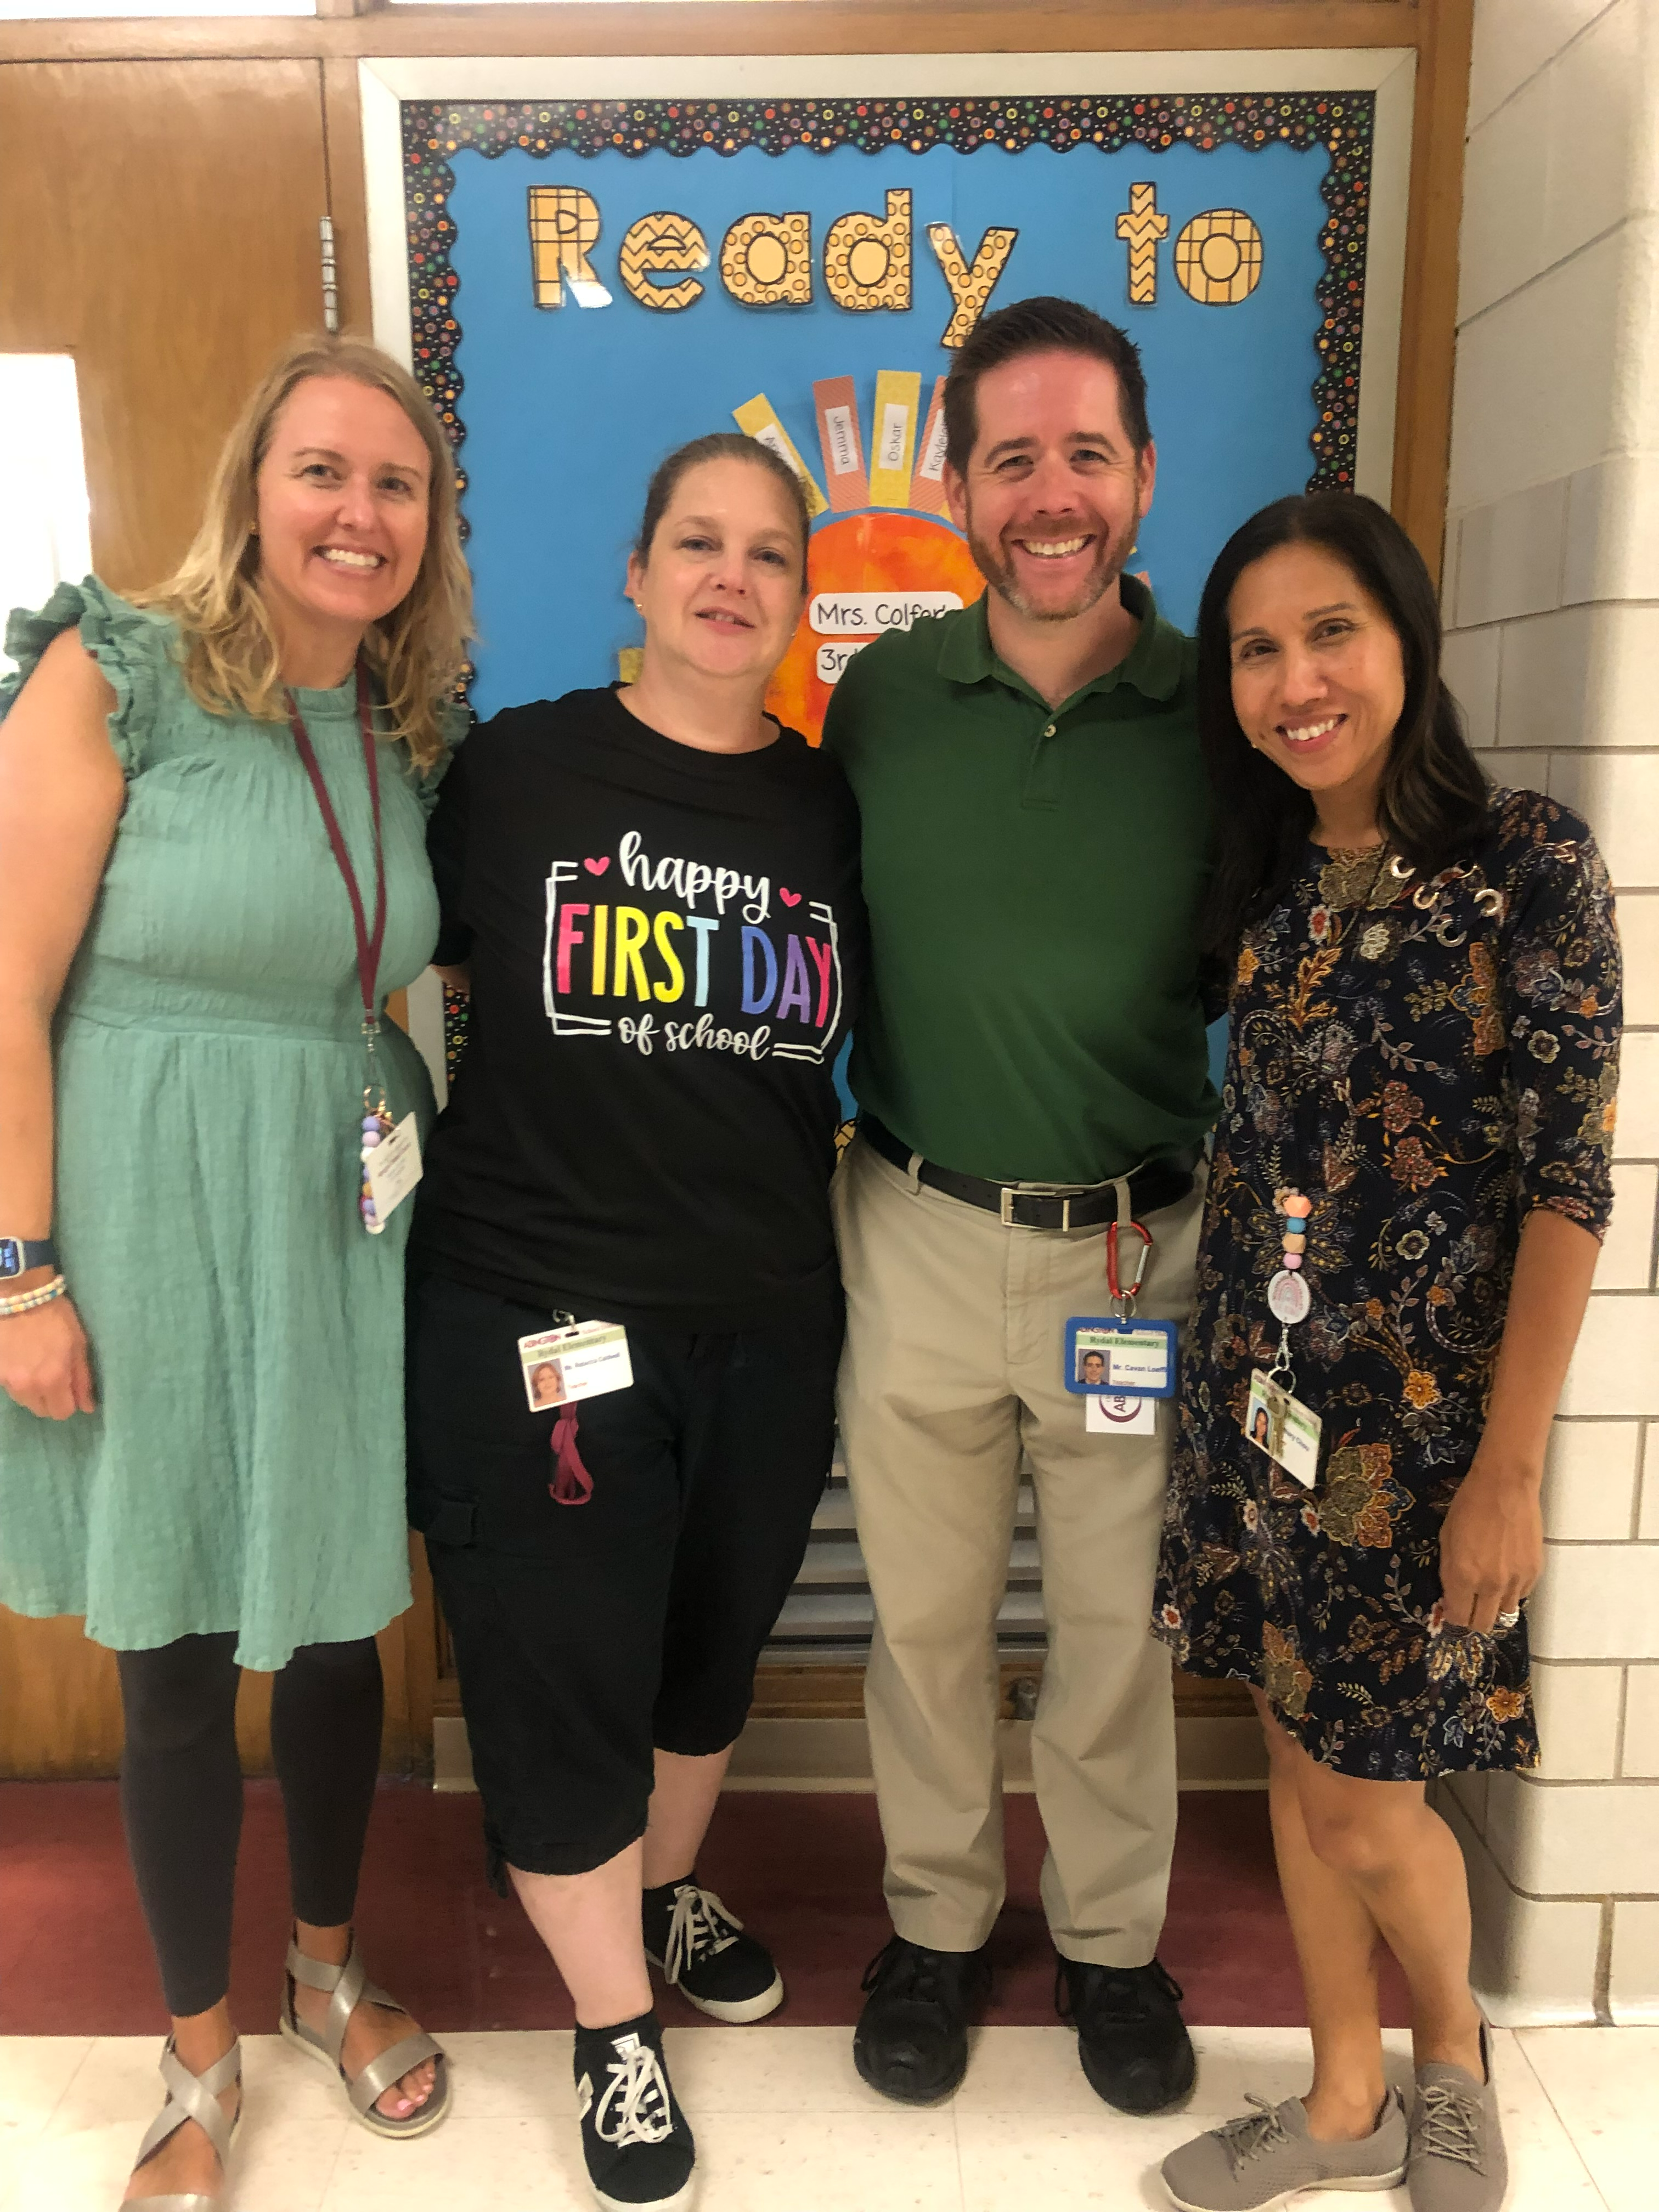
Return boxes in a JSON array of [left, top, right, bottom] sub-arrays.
[[116, 1632, 383, 2018]]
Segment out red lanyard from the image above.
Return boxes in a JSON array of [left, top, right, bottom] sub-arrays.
[[284, 661, 386, 1039]]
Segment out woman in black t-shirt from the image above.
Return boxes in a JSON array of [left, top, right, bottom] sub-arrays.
[[407, 434, 862, 2212]]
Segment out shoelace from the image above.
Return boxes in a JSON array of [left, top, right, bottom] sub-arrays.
[[593, 2040, 675, 2149], [663, 1883, 742, 1987], [1056, 1958, 1186, 2031], [1216, 2095, 1293, 2171], [1415, 2083, 1484, 2171], [860, 1937, 960, 2005]]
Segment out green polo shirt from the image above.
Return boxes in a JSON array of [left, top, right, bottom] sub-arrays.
[[822, 575, 1216, 1184]]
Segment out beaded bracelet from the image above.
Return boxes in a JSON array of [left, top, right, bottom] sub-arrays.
[[0, 1272, 68, 1319]]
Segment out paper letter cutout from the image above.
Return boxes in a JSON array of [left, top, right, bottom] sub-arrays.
[[812, 376, 870, 512], [721, 212, 812, 307], [909, 376, 951, 516], [732, 394, 829, 517], [823, 191, 912, 313], [1173, 210, 1265, 306], [1115, 183, 1169, 306], [618, 211, 709, 312], [867, 370, 921, 509], [527, 187, 613, 309], [926, 223, 1018, 349]]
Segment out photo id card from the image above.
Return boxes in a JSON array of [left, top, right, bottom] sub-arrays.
[[1243, 1368, 1323, 1489], [517, 1321, 633, 1412], [1086, 1390, 1158, 1436], [364, 1114, 422, 1229], [1064, 1316, 1178, 1398]]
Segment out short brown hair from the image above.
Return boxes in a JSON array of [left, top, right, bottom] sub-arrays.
[[635, 431, 811, 586], [943, 296, 1152, 473]]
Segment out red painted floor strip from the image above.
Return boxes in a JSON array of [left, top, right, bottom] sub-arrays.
[[0, 1781, 1408, 2034]]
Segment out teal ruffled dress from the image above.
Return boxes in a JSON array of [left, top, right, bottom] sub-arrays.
[[0, 579, 462, 1669]]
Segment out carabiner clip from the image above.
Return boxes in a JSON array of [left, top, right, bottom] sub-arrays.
[[1105, 1218, 1152, 1320]]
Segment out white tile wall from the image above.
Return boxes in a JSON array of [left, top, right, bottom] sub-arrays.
[[1543, 2, 1655, 269], [1530, 1537, 1659, 1657], [1468, 0, 1619, 130], [1616, 1034, 1659, 1156], [1531, 1660, 1626, 1777], [1448, 230, 1632, 513], [1622, 1662, 1659, 1775], [1564, 451, 1659, 605], [1458, 72, 1552, 323], [1441, 623, 1500, 748], [1449, 1794, 1605, 2022], [1453, 478, 1570, 627], [1641, 1426, 1659, 1537], [1496, 603, 1659, 754], [1548, 755, 1659, 889], [1542, 1420, 1641, 1539], [1558, 1294, 1659, 1418], [1486, 1770, 1659, 1892], [1592, 1164, 1658, 1289], [1616, 893, 1659, 1025], [1609, 1900, 1659, 2021]]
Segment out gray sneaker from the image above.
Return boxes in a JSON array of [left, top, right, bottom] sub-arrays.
[[1408, 2026, 1506, 2212], [1161, 2088, 1408, 2211]]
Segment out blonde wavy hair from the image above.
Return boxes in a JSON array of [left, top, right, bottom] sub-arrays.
[[136, 335, 472, 771]]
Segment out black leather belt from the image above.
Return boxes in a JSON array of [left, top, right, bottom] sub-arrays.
[[859, 1113, 1197, 1231]]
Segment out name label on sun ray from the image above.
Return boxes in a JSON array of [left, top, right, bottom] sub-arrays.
[[809, 591, 962, 636]]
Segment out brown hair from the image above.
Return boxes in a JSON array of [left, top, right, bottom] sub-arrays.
[[134, 334, 473, 771], [635, 431, 812, 586], [943, 295, 1152, 473]]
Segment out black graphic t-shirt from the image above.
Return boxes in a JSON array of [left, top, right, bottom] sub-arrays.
[[411, 686, 865, 1331]]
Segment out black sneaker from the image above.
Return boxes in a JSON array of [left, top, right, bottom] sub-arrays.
[[853, 1935, 991, 2105], [1056, 1955, 1197, 2114], [573, 2012, 695, 2211], [642, 1875, 783, 2024]]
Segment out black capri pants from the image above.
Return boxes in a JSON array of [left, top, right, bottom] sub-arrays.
[[407, 1271, 840, 1882]]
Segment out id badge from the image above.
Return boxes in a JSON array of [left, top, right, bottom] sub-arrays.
[[364, 1113, 422, 1229], [1243, 1367, 1323, 1488], [1086, 1391, 1158, 1436], [518, 1321, 633, 1412], [1065, 1316, 1178, 1398]]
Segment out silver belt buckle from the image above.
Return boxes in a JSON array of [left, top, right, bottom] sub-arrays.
[[1000, 1187, 1071, 1231]]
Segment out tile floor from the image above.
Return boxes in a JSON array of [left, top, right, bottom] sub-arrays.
[[2, 2023, 1651, 2212]]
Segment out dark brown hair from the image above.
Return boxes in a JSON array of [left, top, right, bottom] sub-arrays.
[[634, 431, 811, 585], [1197, 490, 1491, 957], [942, 295, 1152, 472]]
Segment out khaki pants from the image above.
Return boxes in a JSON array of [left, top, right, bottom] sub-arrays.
[[833, 1133, 1202, 1967]]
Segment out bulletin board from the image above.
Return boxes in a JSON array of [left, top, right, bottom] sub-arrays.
[[360, 49, 1414, 1095]]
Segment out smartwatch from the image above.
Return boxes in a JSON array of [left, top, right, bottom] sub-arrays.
[[0, 1237, 58, 1280]]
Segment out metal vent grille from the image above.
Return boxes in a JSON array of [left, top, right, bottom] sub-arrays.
[[766, 1451, 1046, 1659]]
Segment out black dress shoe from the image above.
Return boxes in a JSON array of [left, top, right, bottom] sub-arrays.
[[853, 1935, 991, 2104], [1056, 1955, 1196, 2113]]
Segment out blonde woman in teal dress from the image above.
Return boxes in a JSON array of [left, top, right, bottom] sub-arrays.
[[0, 336, 471, 2208]]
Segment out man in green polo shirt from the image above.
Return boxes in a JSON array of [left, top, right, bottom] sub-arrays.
[[823, 296, 1216, 2115]]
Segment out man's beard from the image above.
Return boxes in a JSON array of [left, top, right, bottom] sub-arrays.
[[963, 500, 1140, 624]]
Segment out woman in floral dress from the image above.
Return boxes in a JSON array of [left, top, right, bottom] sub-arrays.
[[1155, 494, 1618, 2212]]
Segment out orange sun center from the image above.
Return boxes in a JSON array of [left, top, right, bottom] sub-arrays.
[[766, 511, 986, 743]]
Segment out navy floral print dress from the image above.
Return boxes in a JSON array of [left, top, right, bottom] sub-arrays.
[[1154, 790, 1620, 1780]]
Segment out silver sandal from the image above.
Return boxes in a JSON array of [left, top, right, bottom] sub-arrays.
[[278, 1933, 450, 2139], [126, 2034, 241, 2209]]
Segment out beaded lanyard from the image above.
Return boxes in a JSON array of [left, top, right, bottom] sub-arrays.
[[1265, 843, 1397, 1391], [284, 663, 392, 1234]]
